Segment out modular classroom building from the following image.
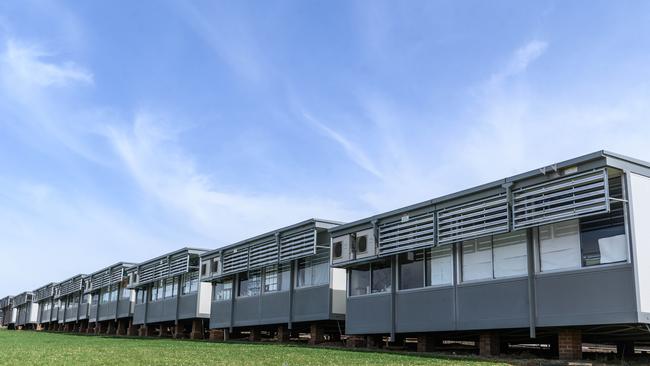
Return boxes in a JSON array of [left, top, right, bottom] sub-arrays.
[[34, 283, 57, 330], [14, 291, 38, 330], [0, 296, 16, 329], [126, 248, 210, 338], [53, 274, 89, 332], [85, 262, 135, 335], [200, 219, 345, 343], [330, 150, 650, 359]]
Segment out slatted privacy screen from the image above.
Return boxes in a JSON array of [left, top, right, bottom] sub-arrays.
[[14, 293, 29, 306], [91, 271, 111, 291], [169, 255, 189, 275], [110, 268, 125, 284], [437, 194, 510, 244], [34, 286, 54, 302], [58, 277, 84, 297], [378, 212, 435, 255], [512, 169, 609, 229], [138, 254, 190, 284], [222, 248, 249, 274], [0, 297, 12, 308], [279, 228, 316, 262], [249, 238, 278, 269]]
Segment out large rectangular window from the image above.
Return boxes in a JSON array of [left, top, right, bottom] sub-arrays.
[[371, 258, 392, 293], [181, 272, 199, 295], [539, 219, 581, 271], [109, 284, 118, 302], [121, 287, 131, 300], [136, 289, 147, 304], [349, 264, 370, 296], [462, 230, 528, 282], [213, 280, 232, 301], [427, 246, 453, 286], [399, 250, 425, 290], [263, 263, 290, 293], [164, 278, 177, 298], [296, 250, 329, 288], [100, 289, 110, 304], [238, 270, 261, 297]]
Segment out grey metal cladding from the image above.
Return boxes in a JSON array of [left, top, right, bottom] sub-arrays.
[[0, 297, 13, 308], [222, 248, 248, 274], [33, 284, 55, 302], [378, 211, 435, 255], [279, 228, 316, 262], [56, 276, 85, 298], [512, 168, 609, 229], [248, 238, 279, 269], [437, 193, 509, 244]]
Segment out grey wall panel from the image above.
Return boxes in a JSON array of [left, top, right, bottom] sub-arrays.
[[146, 301, 164, 323], [233, 296, 260, 327], [117, 299, 131, 319], [51, 309, 58, 322], [347, 294, 392, 334], [98, 302, 114, 321], [210, 301, 231, 329], [536, 264, 637, 326], [133, 304, 145, 325], [457, 278, 529, 330], [396, 287, 455, 333], [293, 285, 330, 322], [58, 308, 65, 323], [161, 298, 177, 322], [260, 292, 290, 324], [40, 309, 51, 323], [79, 303, 88, 320], [89, 305, 98, 322], [178, 294, 198, 320]]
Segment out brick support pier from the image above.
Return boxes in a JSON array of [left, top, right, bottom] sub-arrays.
[[106, 321, 117, 335], [173, 323, 185, 339], [126, 320, 138, 336], [116, 319, 127, 336], [417, 335, 442, 352], [558, 329, 582, 360], [95, 322, 103, 335], [366, 335, 383, 349], [309, 324, 324, 345], [249, 328, 261, 341], [617, 341, 635, 358], [346, 336, 366, 348], [190, 320, 203, 340], [209, 329, 226, 341], [479, 333, 500, 357], [277, 325, 289, 342], [138, 325, 154, 337]]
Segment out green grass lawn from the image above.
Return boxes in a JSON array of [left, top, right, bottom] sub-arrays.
[[0, 329, 509, 366]]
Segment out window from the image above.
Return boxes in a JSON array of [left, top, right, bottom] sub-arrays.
[[136, 289, 147, 304], [100, 289, 110, 304], [539, 219, 581, 272], [462, 230, 528, 281], [262, 263, 290, 293], [349, 264, 370, 296], [181, 272, 199, 295], [296, 250, 329, 288], [201, 263, 208, 276], [109, 284, 118, 302], [462, 237, 493, 281], [82, 294, 90, 304], [399, 250, 425, 290], [91, 293, 99, 306], [151, 280, 164, 301], [371, 258, 391, 293], [164, 278, 177, 298], [213, 280, 232, 301], [211, 258, 219, 274], [121, 287, 131, 300], [426, 246, 453, 286], [238, 270, 261, 297], [333, 241, 343, 258], [356, 236, 368, 253]]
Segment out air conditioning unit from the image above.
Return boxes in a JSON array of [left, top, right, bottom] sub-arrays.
[[353, 228, 376, 260], [331, 234, 351, 265]]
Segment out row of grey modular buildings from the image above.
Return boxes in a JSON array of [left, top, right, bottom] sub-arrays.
[[3, 150, 650, 360]]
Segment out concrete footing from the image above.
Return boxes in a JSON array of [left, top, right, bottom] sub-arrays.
[[558, 329, 582, 360]]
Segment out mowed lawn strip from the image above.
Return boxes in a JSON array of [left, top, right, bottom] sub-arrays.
[[0, 329, 508, 366]]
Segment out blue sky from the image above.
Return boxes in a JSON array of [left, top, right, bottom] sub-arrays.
[[1, 1, 650, 294]]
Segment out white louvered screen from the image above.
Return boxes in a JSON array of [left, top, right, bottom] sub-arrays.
[[169, 255, 189, 276], [248, 238, 278, 269], [57, 277, 83, 297], [0, 297, 12, 308], [437, 194, 510, 244], [110, 268, 124, 284], [14, 293, 30, 306], [378, 212, 435, 255], [279, 229, 316, 262], [222, 248, 249, 274], [34, 286, 54, 302], [512, 169, 609, 229]]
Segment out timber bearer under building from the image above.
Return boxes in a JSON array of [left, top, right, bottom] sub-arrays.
[[0, 296, 16, 329], [200, 219, 346, 343], [330, 150, 650, 360], [13, 292, 38, 330], [85, 262, 136, 336], [53, 274, 89, 332], [127, 248, 210, 339], [33, 283, 57, 330]]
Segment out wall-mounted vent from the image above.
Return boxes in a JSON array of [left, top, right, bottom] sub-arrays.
[[222, 248, 249, 274], [378, 212, 435, 255], [279, 229, 316, 262], [437, 194, 510, 244], [512, 169, 609, 229], [248, 238, 278, 269]]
